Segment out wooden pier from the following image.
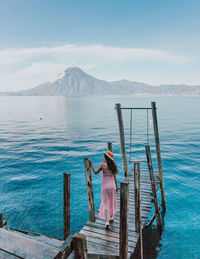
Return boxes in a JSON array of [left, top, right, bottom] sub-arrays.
[[79, 168, 161, 258], [0, 101, 166, 258]]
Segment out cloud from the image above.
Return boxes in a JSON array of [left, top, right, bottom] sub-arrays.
[[0, 44, 194, 66]]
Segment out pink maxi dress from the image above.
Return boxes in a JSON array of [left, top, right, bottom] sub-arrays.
[[99, 161, 117, 219]]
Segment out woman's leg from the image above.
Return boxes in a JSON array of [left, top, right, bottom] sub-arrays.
[[105, 217, 109, 229]]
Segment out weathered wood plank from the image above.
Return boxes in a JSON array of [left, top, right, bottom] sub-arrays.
[[9, 228, 64, 249], [86, 241, 120, 256], [0, 229, 60, 259], [82, 225, 137, 243], [84, 222, 139, 241], [0, 248, 23, 259], [80, 229, 136, 248], [134, 163, 143, 259]]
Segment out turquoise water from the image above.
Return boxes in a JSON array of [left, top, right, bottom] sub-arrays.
[[0, 96, 199, 258]]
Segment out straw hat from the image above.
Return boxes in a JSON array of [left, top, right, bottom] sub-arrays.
[[104, 150, 114, 161]]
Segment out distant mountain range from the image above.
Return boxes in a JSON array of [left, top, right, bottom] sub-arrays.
[[1, 67, 200, 96]]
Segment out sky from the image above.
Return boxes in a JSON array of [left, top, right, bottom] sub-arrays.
[[0, 0, 200, 91]]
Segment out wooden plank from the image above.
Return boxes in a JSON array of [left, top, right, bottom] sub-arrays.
[[85, 235, 134, 254], [82, 225, 137, 243], [9, 228, 63, 249], [80, 230, 136, 252], [116, 197, 152, 207], [0, 229, 60, 259], [84, 222, 139, 241], [86, 241, 120, 256], [134, 163, 143, 259], [0, 248, 23, 259], [63, 173, 70, 240]]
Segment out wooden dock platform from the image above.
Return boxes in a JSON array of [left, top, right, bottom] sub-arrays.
[[79, 169, 161, 258]]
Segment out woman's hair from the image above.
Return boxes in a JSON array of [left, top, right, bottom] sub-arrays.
[[104, 154, 118, 175]]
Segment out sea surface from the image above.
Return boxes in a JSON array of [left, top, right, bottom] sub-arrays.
[[0, 96, 199, 258]]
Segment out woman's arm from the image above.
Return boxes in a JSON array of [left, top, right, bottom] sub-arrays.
[[88, 159, 102, 174]]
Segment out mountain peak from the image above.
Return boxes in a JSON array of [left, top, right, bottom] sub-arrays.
[[64, 67, 84, 75]]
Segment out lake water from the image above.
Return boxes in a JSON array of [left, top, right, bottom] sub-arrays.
[[0, 96, 199, 258]]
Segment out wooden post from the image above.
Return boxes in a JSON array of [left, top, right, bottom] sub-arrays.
[[107, 142, 117, 189], [84, 158, 95, 222], [151, 102, 166, 211], [115, 103, 128, 178], [0, 213, 3, 228], [119, 181, 129, 259], [73, 233, 88, 259], [63, 173, 70, 240], [107, 142, 113, 152], [145, 146, 162, 232], [0, 213, 7, 229], [134, 163, 143, 259]]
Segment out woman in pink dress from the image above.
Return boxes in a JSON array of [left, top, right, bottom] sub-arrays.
[[89, 150, 118, 229]]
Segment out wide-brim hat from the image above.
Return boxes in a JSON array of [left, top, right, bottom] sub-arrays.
[[104, 150, 114, 161]]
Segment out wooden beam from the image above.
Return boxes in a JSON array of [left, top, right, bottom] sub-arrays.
[[0, 213, 3, 228], [119, 181, 129, 259], [73, 233, 88, 259], [151, 102, 166, 211], [115, 103, 128, 178], [0, 213, 7, 229], [107, 142, 117, 189], [84, 158, 95, 222], [107, 142, 113, 152], [134, 163, 143, 259], [145, 146, 162, 233], [63, 173, 70, 240]]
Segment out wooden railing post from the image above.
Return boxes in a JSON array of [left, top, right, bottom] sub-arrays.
[[107, 142, 113, 152], [73, 233, 88, 259], [115, 103, 128, 178], [107, 142, 117, 189], [84, 158, 95, 222], [63, 173, 70, 240], [151, 102, 166, 211], [134, 163, 143, 259], [145, 146, 162, 232], [0, 213, 3, 228], [119, 181, 129, 259], [0, 213, 7, 229]]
